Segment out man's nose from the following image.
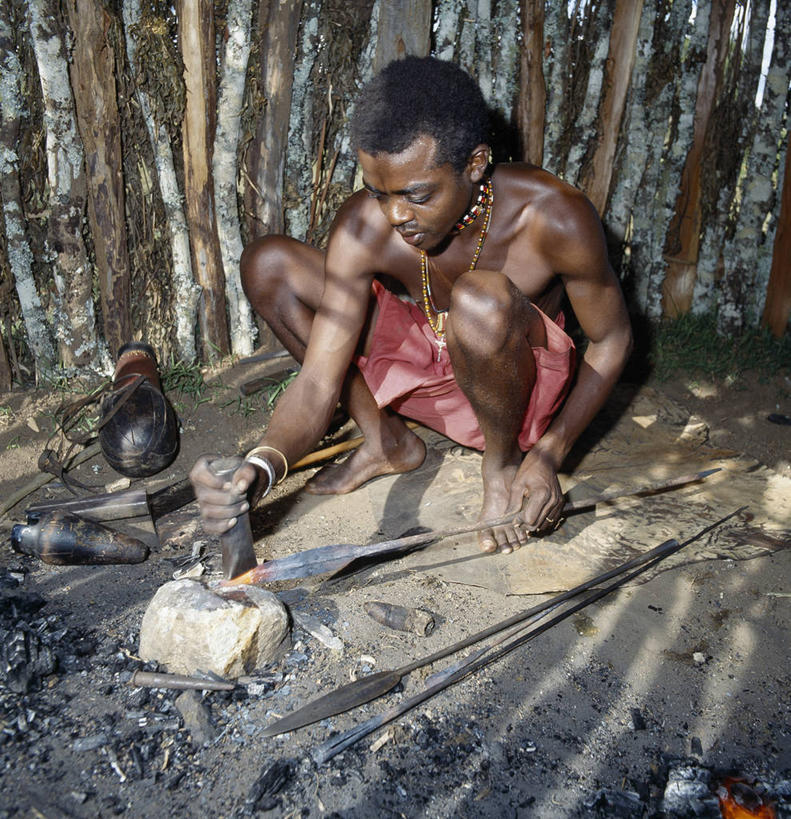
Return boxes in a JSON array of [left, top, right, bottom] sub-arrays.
[[385, 199, 413, 226]]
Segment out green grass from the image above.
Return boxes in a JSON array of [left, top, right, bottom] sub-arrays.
[[161, 356, 207, 398], [649, 313, 791, 382]]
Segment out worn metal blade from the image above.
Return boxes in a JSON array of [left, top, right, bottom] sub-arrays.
[[261, 670, 403, 737]]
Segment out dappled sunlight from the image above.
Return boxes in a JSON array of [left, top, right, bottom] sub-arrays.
[[686, 380, 721, 400]]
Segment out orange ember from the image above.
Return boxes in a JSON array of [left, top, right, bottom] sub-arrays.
[[717, 778, 776, 819]]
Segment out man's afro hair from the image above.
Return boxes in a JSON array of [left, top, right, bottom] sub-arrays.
[[351, 57, 490, 174]]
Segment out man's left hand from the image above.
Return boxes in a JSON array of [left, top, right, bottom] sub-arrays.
[[509, 449, 565, 533]]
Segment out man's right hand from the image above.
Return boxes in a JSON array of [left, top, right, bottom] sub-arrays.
[[189, 455, 259, 535]]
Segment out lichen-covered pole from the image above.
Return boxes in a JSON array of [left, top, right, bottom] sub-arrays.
[[660, 0, 735, 318], [564, 1, 613, 187], [541, 2, 572, 177], [606, 0, 657, 248], [178, 0, 230, 359], [518, 0, 546, 166], [719, 0, 791, 335], [66, 0, 133, 356], [26, 0, 102, 371], [214, 0, 256, 357], [122, 0, 200, 363], [0, 0, 56, 380], [283, 0, 321, 240], [373, 0, 431, 69], [694, 0, 772, 315], [578, 0, 645, 215], [628, 0, 695, 317]]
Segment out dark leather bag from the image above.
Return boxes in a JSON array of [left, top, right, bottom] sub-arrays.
[[98, 342, 179, 478]]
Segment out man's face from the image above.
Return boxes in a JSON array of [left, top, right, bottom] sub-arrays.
[[358, 135, 473, 252]]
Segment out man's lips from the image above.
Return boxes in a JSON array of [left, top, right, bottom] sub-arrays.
[[398, 231, 424, 246]]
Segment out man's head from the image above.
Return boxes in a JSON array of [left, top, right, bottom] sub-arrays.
[[351, 57, 490, 174]]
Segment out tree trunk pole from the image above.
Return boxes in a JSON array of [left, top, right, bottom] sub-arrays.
[[214, 0, 256, 357], [578, 0, 644, 215], [518, 0, 546, 166], [178, 0, 230, 360], [27, 0, 102, 371], [372, 0, 431, 71], [67, 0, 132, 356], [661, 0, 735, 318], [243, 0, 302, 239], [0, 0, 56, 380], [762, 132, 791, 337], [122, 0, 200, 363]]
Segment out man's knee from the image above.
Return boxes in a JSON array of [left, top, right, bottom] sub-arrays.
[[240, 235, 295, 300], [449, 270, 527, 352]]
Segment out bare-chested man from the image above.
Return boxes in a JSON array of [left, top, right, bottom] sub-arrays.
[[191, 56, 632, 555]]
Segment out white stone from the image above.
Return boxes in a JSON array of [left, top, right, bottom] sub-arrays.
[[138, 579, 288, 677]]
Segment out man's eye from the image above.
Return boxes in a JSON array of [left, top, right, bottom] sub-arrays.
[[366, 190, 382, 200], [408, 195, 429, 205]]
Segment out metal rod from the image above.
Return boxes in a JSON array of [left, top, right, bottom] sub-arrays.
[[130, 670, 235, 691], [228, 469, 722, 585]]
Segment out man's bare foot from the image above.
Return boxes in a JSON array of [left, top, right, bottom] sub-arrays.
[[305, 430, 426, 495], [477, 460, 526, 554]]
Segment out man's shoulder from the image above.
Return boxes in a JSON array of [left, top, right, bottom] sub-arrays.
[[498, 163, 602, 247], [496, 163, 592, 214], [325, 190, 397, 272]]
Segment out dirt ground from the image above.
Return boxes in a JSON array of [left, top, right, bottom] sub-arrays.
[[0, 356, 789, 818]]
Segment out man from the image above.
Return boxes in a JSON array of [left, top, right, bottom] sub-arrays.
[[191, 56, 632, 555]]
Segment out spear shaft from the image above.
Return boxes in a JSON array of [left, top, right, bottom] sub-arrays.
[[311, 506, 746, 763], [227, 468, 721, 585]]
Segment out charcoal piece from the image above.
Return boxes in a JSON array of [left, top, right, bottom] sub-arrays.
[[0, 626, 56, 693], [244, 759, 295, 813]]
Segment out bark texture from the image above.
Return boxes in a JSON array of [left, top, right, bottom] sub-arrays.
[[518, 0, 545, 165], [0, 0, 55, 377], [718, 0, 791, 335], [122, 0, 200, 363], [178, 0, 230, 359], [243, 0, 302, 239], [27, 0, 102, 371], [762, 131, 791, 337], [578, 0, 644, 214], [67, 0, 132, 356], [214, 0, 256, 357], [694, 0, 772, 315], [660, 0, 735, 317], [373, 0, 431, 71]]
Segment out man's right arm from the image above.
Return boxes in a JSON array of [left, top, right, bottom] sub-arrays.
[[191, 201, 381, 532]]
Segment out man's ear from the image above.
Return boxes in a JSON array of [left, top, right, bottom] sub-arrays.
[[467, 144, 491, 182]]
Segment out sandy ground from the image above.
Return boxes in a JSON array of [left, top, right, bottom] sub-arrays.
[[0, 357, 789, 818]]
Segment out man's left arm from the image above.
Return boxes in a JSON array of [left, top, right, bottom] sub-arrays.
[[514, 194, 633, 530]]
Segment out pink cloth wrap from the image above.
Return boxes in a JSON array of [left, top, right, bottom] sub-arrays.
[[355, 279, 576, 451]]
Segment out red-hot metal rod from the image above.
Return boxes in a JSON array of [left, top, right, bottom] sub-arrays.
[[224, 468, 721, 585]]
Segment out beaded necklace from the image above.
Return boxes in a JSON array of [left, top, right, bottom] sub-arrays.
[[453, 180, 487, 233], [420, 177, 493, 361]]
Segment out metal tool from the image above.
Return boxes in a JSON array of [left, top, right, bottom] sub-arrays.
[[208, 456, 259, 580], [25, 489, 151, 522], [129, 670, 235, 691], [261, 502, 742, 739], [228, 468, 722, 585], [308, 507, 747, 762]]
